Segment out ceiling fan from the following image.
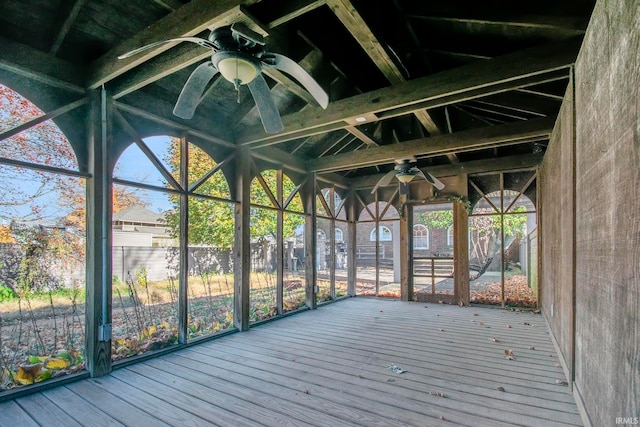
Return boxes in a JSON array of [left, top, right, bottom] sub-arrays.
[[371, 159, 445, 195], [118, 23, 329, 133]]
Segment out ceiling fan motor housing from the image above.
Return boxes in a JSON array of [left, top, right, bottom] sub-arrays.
[[208, 25, 265, 57]]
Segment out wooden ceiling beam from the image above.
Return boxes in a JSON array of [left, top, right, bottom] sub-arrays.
[[470, 96, 551, 117], [49, 0, 88, 55], [407, 15, 587, 35], [516, 88, 565, 101], [308, 117, 554, 173], [349, 153, 544, 189], [251, 146, 308, 174], [236, 38, 580, 146], [0, 36, 85, 93], [151, 0, 184, 12], [327, 0, 440, 135], [113, 97, 235, 148], [109, 42, 210, 99], [422, 48, 492, 61], [88, 0, 262, 88], [345, 126, 379, 146], [267, 0, 327, 28]]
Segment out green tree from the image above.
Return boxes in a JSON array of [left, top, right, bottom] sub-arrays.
[[249, 169, 304, 241], [419, 209, 453, 230], [164, 141, 235, 248], [468, 207, 528, 262]]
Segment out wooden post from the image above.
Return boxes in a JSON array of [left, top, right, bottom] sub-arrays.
[[234, 148, 251, 331], [399, 197, 412, 301], [276, 170, 284, 315], [304, 174, 317, 308], [374, 192, 380, 296], [453, 201, 470, 305], [347, 191, 357, 296], [500, 173, 505, 308], [85, 88, 112, 377], [327, 188, 335, 298], [178, 135, 188, 343]]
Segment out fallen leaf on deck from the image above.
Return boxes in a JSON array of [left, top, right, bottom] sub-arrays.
[[480, 322, 485, 326], [473, 313, 479, 316], [388, 364, 407, 374], [429, 391, 446, 397]]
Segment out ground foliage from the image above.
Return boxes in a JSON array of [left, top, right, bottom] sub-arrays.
[[470, 275, 537, 308]]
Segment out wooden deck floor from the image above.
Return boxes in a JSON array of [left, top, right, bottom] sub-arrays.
[[0, 298, 582, 426]]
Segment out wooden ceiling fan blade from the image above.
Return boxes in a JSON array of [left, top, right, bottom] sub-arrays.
[[371, 169, 398, 194], [248, 73, 284, 133], [265, 53, 329, 108], [413, 168, 445, 191], [118, 37, 215, 59], [173, 62, 219, 119]]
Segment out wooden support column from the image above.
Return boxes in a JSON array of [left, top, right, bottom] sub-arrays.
[[374, 192, 380, 296], [347, 191, 357, 296], [276, 170, 284, 315], [178, 136, 189, 343], [234, 148, 251, 331], [400, 197, 412, 301], [304, 175, 317, 308], [329, 218, 336, 298], [453, 201, 470, 306], [85, 88, 113, 377]]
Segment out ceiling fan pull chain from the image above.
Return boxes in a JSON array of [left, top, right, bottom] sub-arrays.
[[235, 56, 241, 103]]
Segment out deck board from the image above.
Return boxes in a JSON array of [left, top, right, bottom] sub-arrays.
[[0, 298, 583, 426]]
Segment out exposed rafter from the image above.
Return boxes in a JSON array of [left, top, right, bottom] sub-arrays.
[[347, 153, 544, 189], [327, 0, 440, 135], [407, 15, 587, 36], [267, 0, 327, 28], [236, 39, 580, 146], [308, 117, 554, 173], [49, 0, 88, 55], [0, 36, 85, 93]]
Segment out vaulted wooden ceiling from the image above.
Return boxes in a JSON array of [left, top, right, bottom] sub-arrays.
[[0, 0, 595, 188]]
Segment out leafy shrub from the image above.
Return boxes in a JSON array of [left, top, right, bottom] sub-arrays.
[[0, 283, 16, 301]]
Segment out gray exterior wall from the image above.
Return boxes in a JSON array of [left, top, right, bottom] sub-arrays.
[[112, 246, 232, 283]]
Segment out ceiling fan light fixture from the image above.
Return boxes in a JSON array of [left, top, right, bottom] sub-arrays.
[[216, 56, 258, 85], [396, 172, 415, 183]]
